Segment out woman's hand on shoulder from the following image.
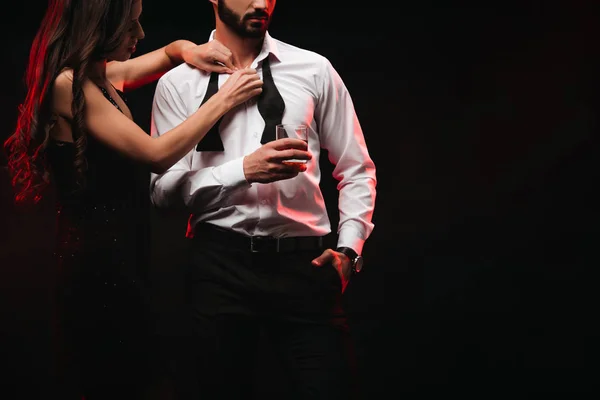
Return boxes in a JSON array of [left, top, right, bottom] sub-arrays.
[[182, 39, 237, 75]]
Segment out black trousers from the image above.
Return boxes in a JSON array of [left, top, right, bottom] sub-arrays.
[[176, 227, 360, 399]]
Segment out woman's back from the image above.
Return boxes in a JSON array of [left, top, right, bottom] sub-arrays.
[[46, 87, 152, 398]]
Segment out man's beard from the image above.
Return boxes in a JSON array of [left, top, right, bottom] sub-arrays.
[[217, 0, 270, 38]]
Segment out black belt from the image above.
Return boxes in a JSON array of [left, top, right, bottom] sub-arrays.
[[193, 223, 324, 253]]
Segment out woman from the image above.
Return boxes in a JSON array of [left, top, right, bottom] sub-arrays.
[[3, 0, 262, 398]]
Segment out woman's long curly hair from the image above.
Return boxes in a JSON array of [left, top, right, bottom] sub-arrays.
[[3, 0, 133, 204]]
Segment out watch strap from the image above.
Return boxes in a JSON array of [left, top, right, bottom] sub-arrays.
[[336, 247, 358, 261]]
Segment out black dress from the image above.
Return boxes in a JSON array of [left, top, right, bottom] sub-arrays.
[[47, 87, 153, 399]]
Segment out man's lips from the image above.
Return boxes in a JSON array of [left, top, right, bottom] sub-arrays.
[[247, 15, 268, 22]]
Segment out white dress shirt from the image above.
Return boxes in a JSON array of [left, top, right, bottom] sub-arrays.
[[150, 31, 376, 254]]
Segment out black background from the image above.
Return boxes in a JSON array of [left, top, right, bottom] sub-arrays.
[[1, 0, 598, 398]]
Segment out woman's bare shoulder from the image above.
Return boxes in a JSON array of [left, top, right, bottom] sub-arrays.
[[53, 68, 74, 92], [52, 69, 76, 117]]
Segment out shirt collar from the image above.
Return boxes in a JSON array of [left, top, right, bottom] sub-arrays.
[[196, 31, 280, 96], [206, 29, 281, 66]]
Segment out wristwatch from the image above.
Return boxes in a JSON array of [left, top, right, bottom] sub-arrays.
[[336, 247, 364, 274]]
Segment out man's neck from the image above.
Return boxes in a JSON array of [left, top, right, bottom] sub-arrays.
[[214, 21, 265, 69]]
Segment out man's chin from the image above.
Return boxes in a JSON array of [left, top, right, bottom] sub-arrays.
[[242, 29, 267, 39], [241, 21, 267, 36]]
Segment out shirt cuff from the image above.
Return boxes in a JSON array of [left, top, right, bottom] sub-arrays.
[[212, 157, 250, 189], [337, 225, 366, 255]]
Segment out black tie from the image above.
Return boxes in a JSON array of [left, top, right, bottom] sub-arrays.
[[257, 57, 285, 144], [196, 56, 285, 151], [196, 72, 224, 151]]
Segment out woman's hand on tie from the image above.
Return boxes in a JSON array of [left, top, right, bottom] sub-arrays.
[[215, 68, 264, 109]]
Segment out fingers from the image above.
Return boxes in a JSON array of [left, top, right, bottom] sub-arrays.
[[236, 67, 258, 76], [226, 68, 261, 86], [229, 68, 259, 81], [234, 69, 263, 98], [210, 64, 236, 74], [247, 77, 264, 92], [187, 43, 235, 73], [269, 143, 311, 163], [211, 57, 235, 73], [243, 70, 262, 84], [239, 69, 264, 96], [312, 249, 347, 292], [266, 139, 312, 168], [287, 163, 307, 172], [312, 249, 335, 266], [209, 57, 235, 74], [281, 148, 311, 160], [270, 138, 309, 151], [267, 163, 308, 178], [273, 152, 311, 165], [209, 40, 236, 71]]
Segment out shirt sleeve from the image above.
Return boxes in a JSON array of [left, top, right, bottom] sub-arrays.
[[315, 58, 377, 254], [149, 75, 251, 211]]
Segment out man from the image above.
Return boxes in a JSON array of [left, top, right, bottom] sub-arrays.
[[150, 0, 377, 398]]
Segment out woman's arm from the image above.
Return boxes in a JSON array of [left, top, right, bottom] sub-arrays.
[[52, 68, 262, 173], [107, 39, 236, 92]]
